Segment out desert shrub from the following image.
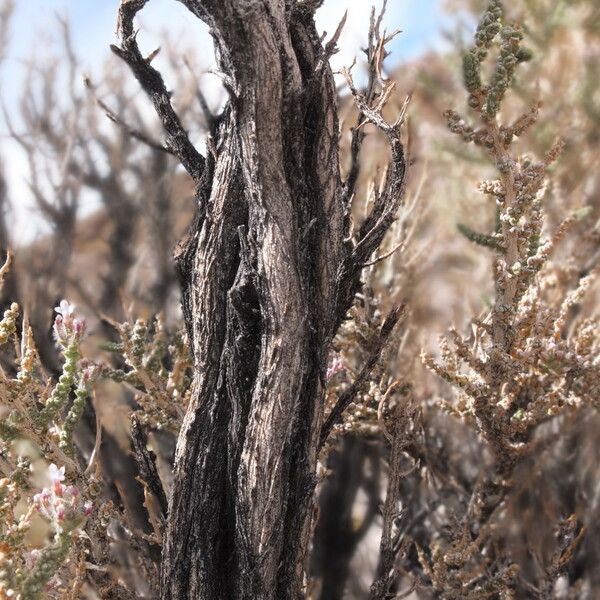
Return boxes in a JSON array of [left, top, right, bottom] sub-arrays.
[[0, 0, 599, 599], [418, 1, 600, 596], [0, 250, 190, 598]]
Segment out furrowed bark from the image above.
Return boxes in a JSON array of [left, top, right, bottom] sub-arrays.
[[114, 1, 407, 598], [164, 110, 245, 599]]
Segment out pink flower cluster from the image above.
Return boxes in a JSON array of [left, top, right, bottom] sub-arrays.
[[53, 300, 86, 346], [32, 464, 92, 530]]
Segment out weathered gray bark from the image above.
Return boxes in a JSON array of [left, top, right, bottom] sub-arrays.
[[114, 1, 407, 598]]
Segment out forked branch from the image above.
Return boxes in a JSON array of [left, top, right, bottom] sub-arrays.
[[111, 0, 205, 184]]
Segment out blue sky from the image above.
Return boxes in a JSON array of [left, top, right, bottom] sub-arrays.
[[2, 0, 445, 242], [5, 0, 444, 83], [6, 0, 444, 64]]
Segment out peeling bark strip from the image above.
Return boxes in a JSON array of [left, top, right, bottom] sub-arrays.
[[114, 1, 407, 598]]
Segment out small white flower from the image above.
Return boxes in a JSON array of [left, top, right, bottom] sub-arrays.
[[48, 463, 65, 484], [52, 300, 86, 346], [54, 299, 76, 318]]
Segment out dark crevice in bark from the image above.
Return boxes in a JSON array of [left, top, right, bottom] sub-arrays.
[[224, 225, 261, 595]]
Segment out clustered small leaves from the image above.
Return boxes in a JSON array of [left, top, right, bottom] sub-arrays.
[[0, 250, 188, 598], [324, 303, 400, 443], [418, 1, 600, 597], [460, 0, 533, 118], [0, 259, 99, 598], [103, 315, 191, 431], [0, 302, 18, 345], [1, 300, 87, 464]]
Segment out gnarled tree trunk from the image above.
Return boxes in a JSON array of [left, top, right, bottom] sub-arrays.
[[114, 1, 406, 598]]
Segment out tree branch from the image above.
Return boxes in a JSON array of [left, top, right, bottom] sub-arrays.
[[83, 76, 174, 156], [319, 304, 406, 448], [111, 0, 205, 184]]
